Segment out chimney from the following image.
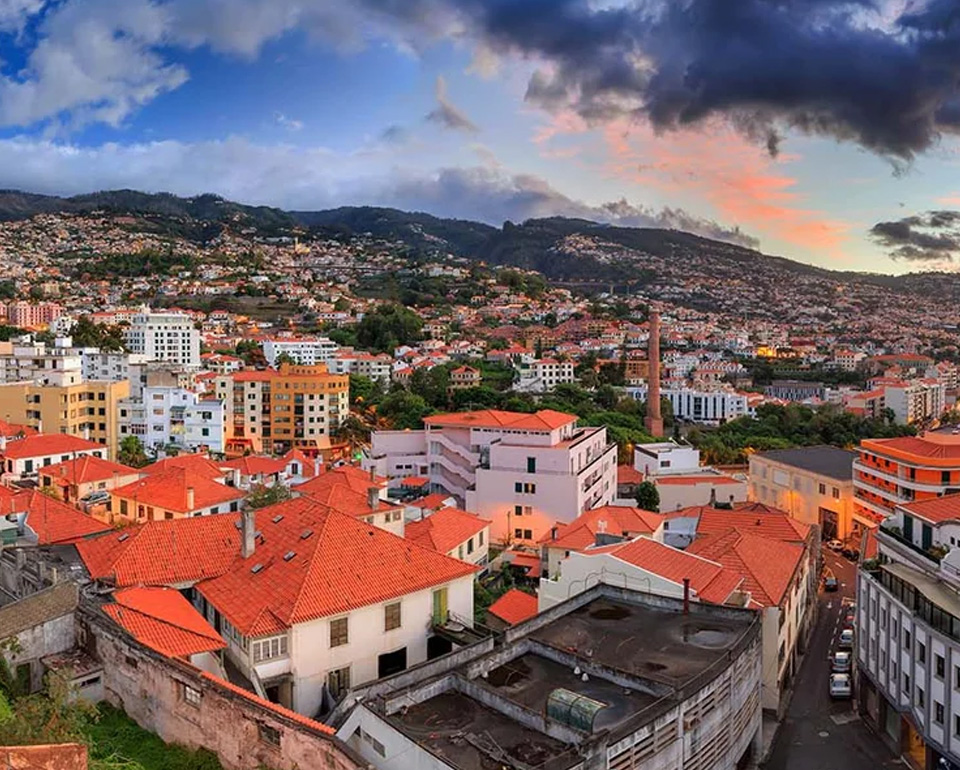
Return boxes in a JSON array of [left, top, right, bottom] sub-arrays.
[[186, 486, 195, 511], [709, 487, 717, 507], [683, 577, 690, 615], [369, 466, 375, 482], [241, 507, 256, 558], [645, 312, 663, 437], [368, 485, 380, 511]]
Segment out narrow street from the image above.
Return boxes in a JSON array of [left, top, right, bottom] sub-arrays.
[[763, 550, 901, 770]]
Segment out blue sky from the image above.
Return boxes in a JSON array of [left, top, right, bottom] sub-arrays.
[[1, 0, 960, 274]]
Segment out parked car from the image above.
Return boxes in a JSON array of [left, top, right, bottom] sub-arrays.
[[842, 609, 856, 628], [829, 673, 852, 699], [841, 548, 860, 562], [826, 539, 843, 552], [839, 628, 854, 649], [80, 490, 111, 505], [832, 651, 852, 673], [824, 569, 839, 592]]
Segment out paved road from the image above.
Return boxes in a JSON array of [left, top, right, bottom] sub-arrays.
[[763, 550, 901, 770]]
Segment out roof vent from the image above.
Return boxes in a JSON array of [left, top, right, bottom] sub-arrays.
[[118, 532, 130, 542], [250, 563, 264, 574], [234, 520, 242, 529], [300, 528, 314, 540], [272, 514, 284, 524], [283, 551, 296, 561]]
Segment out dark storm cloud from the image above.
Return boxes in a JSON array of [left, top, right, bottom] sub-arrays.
[[870, 210, 960, 260], [358, 0, 960, 161]]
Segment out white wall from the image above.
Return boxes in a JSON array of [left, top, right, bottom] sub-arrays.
[[338, 705, 452, 770], [656, 479, 747, 513]]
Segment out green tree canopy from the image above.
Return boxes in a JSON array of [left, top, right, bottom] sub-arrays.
[[635, 481, 660, 512], [356, 304, 423, 353]]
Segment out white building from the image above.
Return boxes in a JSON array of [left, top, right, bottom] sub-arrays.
[[634, 441, 748, 512], [327, 351, 392, 383], [365, 409, 618, 545], [124, 311, 201, 368], [627, 384, 748, 425], [884, 379, 946, 425], [118, 386, 226, 454], [856, 495, 960, 768], [1, 433, 107, 481], [515, 358, 576, 393], [262, 337, 338, 367]]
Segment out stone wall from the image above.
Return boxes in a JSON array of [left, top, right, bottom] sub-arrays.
[[77, 603, 370, 770]]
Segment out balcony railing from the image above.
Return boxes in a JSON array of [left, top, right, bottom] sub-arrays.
[[878, 524, 943, 564]]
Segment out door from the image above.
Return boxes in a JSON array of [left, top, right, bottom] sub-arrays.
[[378, 647, 407, 678], [432, 587, 448, 625], [922, 523, 933, 551], [903, 515, 914, 542]]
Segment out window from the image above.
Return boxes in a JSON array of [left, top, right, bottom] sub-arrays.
[[523, 483, 536, 494], [918, 641, 926, 664], [514, 528, 523, 539], [936, 701, 945, 725], [523, 529, 532, 540], [384, 602, 401, 631], [258, 723, 281, 747], [905, 629, 911, 648], [936, 654, 945, 678], [818, 482, 826, 495], [328, 666, 350, 698], [458, 544, 464, 560], [360, 729, 386, 757], [515, 482, 523, 493], [917, 686, 925, 708], [514, 505, 523, 516], [180, 682, 201, 707], [905, 673, 911, 692], [467, 538, 474, 554], [479, 530, 484, 546], [832, 487, 840, 499], [955, 714, 960, 737], [252, 636, 288, 663], [330, 617, 348, 647], [120, 500, 128, 516], [527, 457, 536, 473]]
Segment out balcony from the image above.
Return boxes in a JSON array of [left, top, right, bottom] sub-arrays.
[[877, 524, 944, 565]]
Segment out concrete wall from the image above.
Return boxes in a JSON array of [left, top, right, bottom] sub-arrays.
[[338, 704, 452, 770], [79, 604, 369, 770], [6, 613, 75, 692]]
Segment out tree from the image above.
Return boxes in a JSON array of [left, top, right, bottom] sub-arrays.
[[244, 483, 292, 510], [635, 481, 660, 512], [235, 340, 266, 368], [117, 436, 150, 468], [333, 414, 372, 455], [274, 352, 296, 366], [356, 305, 423, 354], [349, 374, 376, 406], [69, 316, 126, 351], [377, 390, 433, 430]]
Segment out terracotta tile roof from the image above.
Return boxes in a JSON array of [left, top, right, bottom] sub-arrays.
[[691, 504, 810, 543], [487, 589, 538, 626], [282, 449, 317, 478], [408, 492, 454, 511], [77, 515, 241, 586], [406, 508, 490, 555], [220, 455, 287, 477], [0, 419, 37, 438], [112, 468, 244, 514], [617, 465, 643, 485], [503, 549, 541, 578], [295, 466, 386, 496], [605, 538, 743, 604], [104, 586, 225, 659], [1, 433, 103, 460], [141, 454, 226, 479], [861, 435, 960, 461], [862, 526, 879, 560], [899, 494, 960, 524], [10, 490, 110, 544], [229, 370, 275, 382], [198, 498, 478, 636], [538, 506, 662, 551], [400, 476, 430, 488], [423, 408, 576, 431], [39, 456, 138, 485], [687, 528, 805, 607]]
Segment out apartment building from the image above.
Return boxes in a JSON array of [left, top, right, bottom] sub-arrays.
[[633, 441, 748, 511], [448, 365, 481, 391], [885, 379, 946, 425], [327, 351, 393, 383], [763, 380, 826, 402], [516, 358, 575, 392], [854, 433, 960, 530], [125, 311, 201, 368], [214, 364, 349, 456], [0, 379, 129, 458], [118, 386, 226, 454], [262, 337, 338, 367], [627, 383, 748, 425], [7, 301, 62, 328], [856, 495, 960, 769], [749, 446, 856, 540], [365, 409, 618, 544]]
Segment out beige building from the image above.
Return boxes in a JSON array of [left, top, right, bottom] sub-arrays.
[[0, 379, 129, 460], [748, 446, 856, 541]]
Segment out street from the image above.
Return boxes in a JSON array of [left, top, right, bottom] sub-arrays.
[[763, 549, 901, 770]]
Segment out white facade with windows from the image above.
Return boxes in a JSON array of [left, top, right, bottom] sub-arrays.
[[124, 311, 201, 368], [626, 384, 748, 425], [262, 338, 338, 367], [119, 386, 225, 453]]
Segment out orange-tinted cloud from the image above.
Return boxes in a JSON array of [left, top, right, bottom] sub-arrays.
[[938, 193, 960, 206], [600, 119, 848, 254]]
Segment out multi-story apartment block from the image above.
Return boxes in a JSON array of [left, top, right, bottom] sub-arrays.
[[215, 364, 348, 456], [327, 351, 393, 383], [749, 445, 857, 540], [627, 383, 749, 425], [0, 379, 129, 458], [118, 386, 226, 454], [365, 409, 618, 544], [885, 379, 946, 425], [854, 433, 960, 529], [7, 301, 62, 328], [262, 337, 338, 367], [516, 358, 575, 392], [763, 380, 826, 402], [856, 495, 960, 769], [124, 311, 201, 368]]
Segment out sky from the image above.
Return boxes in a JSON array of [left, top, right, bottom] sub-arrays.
[[2, 1, 960, 274]]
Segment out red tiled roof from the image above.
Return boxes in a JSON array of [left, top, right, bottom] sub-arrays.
[[220, 455, 287, 477], [691, 503, 810, 543], [103, 586, 224, 658], [617, 465, 642, 485], [112, 468, 244, 514], [77, 515, 241, 586], [229, 370, 275, 382], [198, 498, 478, 636], [39, 455, 138, 485], [282, 449, 317, 478], [295, 466, 386, 496], [406, 508, 490, 555], [862, 526, 879, 560], [408, 492, 454, 511], [687, 528, 805, 607], [423, 408, 576, 431], [141, 454, 225, 479], [10, 490, 110, 544], [862, 436, 960, 461], [538, 506, 662, 551], [1, 433, 103, 460], [200, 672, 334, 735], [899, 494, 960, 524], [401, 476, 430, 488], [487, 589, 538, 626], [0, 419, 37, 438]]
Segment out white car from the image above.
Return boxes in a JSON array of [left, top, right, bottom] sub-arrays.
[[832, 651, 852, 673], [830, 673, 852, 699], [826, 539, 844, 552], [838, 628, 854, 649]]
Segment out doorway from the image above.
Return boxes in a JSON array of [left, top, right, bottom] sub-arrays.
[[378, 647, 407, 678]]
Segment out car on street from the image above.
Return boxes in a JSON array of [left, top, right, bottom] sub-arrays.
[[826, 539, 843, 551], [842, 608, 856, 628], [839, 628, 854, 649], [832, 651, 852, 673], [824, 569, 839, 591], [841, 547, 860, 562], [829, 673, 852, 699]]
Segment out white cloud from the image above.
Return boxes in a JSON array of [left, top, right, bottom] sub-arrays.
[[0, 0, 44, 31], [274, 112, 304, 131]]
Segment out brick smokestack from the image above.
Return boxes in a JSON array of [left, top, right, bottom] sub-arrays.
[[645, 311, 664, 437]]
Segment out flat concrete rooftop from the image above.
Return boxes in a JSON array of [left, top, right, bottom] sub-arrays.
[[531, 597, 752, 686], [394, 691, 575, 770]]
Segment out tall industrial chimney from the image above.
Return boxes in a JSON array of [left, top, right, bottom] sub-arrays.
[[645, 312, 663, 437]]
